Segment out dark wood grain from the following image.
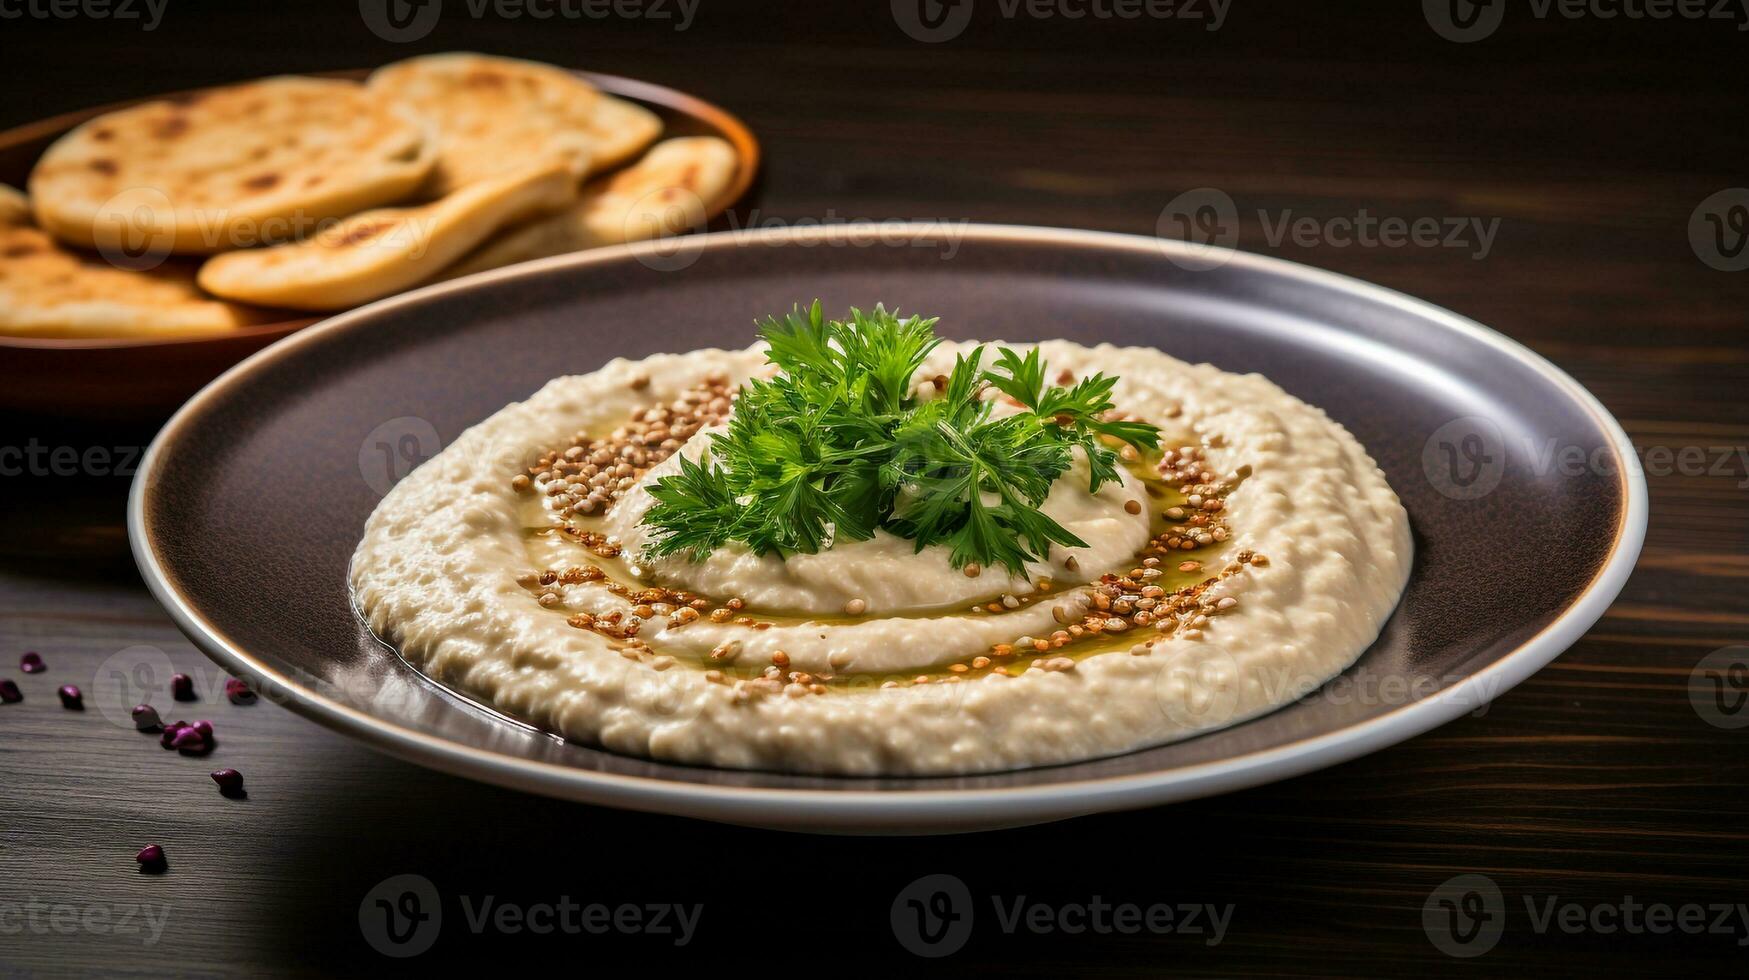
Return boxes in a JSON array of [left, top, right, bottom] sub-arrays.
[[3, 1, 1747, 975]]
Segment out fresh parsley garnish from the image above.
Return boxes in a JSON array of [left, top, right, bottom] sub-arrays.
[[641, 302, 1160, 575]]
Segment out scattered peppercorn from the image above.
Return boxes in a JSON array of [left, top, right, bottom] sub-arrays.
[[171, 727, 211, 755], [210, 768, 245, 798], [131, 704, 162, 732], [170, 674, 196, 702], [57, 685, 83, 710], [135, 844, 167, 873], [0, 679, 20, 703], [224, 678, 256, 705], [19, 652, 44, 674]]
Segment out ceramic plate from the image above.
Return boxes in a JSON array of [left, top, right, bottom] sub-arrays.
[[129, 224, 1646, 833], [0, 69, 759, 420]]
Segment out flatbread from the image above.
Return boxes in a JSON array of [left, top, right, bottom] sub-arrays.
[[368, 53, 609, 198], [0, 184, 29, 226], [197, 163, 577, 311], [0, 221, 275, 338], [580, 95, 663, 174], [28, 76, 435, 255], [444, 137, 737, 279]]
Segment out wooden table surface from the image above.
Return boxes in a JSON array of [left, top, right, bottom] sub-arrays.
[[3, 3, 1747, 975]]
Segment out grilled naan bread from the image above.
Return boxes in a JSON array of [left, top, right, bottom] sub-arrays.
[[0, 196, 275, 338], [368, 53, 613, 197], [197, 163, 577, 311], [28, 76, 435, 255], [444, 137, 736, 279]]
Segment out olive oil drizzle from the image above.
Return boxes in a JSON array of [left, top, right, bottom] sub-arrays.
[[517, 441, 1248, 692]]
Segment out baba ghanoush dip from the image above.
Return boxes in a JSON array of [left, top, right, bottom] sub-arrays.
[[351, 304, 1412, 775]]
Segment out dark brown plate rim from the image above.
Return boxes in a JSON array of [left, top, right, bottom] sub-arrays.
[[128, 224, 1647, 829], [0, 67, 760, 351]]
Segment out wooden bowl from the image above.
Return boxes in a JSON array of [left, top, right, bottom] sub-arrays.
[[0, 69, 760, 421]]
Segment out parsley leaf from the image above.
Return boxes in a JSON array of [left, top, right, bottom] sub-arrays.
[[640, 302, 1160, 575]]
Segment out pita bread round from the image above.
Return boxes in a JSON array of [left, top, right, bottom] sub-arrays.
[[580, 95, 663, 174], [445, 137, 737, 279], [197, 163, 577, 311], [0, 221, 275, 339], [0, 184, 30, 226], [28, 76, 435, 256], [368, 53, 609, 197]]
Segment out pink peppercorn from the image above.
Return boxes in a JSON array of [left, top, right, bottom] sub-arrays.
[[210, 768, 245, 797]]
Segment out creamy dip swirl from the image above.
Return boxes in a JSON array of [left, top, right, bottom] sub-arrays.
[[351, 340, 1413, 775]]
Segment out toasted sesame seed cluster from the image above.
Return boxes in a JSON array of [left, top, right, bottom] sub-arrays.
[[512, 374, 733, 518]]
